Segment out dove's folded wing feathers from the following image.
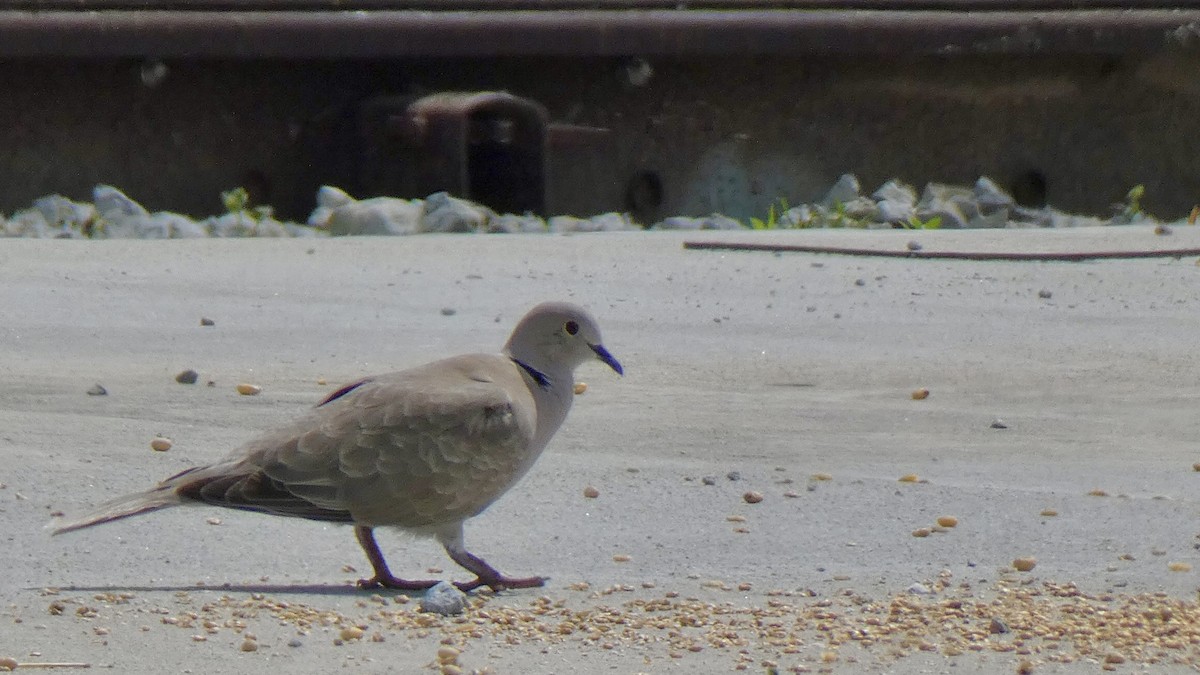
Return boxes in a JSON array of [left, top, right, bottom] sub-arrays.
[[177, 354, 540, 528]]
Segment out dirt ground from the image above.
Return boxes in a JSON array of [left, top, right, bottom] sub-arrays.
[[3, 228, 1200, 673]]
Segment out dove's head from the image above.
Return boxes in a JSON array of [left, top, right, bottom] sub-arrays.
[[504, 302, 623, 377]]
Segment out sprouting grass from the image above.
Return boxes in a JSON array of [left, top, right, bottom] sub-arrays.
[[901, 214, 942, 230], [749, 198, 790, 230], [221, 187, 274, 222]]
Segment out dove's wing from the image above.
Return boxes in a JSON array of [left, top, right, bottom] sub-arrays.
[[174, 354, 541, 528]]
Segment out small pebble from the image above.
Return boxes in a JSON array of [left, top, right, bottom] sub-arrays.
[[810, 473, 832, 481], [906, 240, 922, 251], [1040, 508, 1058, 517], [898, 474, 919, 483], [854, 278, 866, 287], [240, 638, 258, 652], [911, 528, 931, 538], [911, 388, 930, 400], [419, 581, 467, 616], [989, 616, 1010, 634], [907, 583, 931, 594], [87, 383, 108, 396], [317, 378, 327, 386], [0, 657, 18, 671], [582, 485, 600, 498], [990, 419, 1008, 429], [1192, 462, 1200, 472], [287, 638, 303, 648], [1168, 561, 1192, 572], [573, 382, 588, 395], [236, 383, 262, 396], [440, 307, 457, 316], [150, 437, 173, 452], [936, 516, 958, 528], [200, 317, 215, 326], [742, 491, 764, 504], [612, 554, 632, 563], [726, 471, 742, 481], [205, 517, 222, 525], [1012, 557, 1037, 572], [437, 646, 461, 664], [1104, 652, 1126, 664], [1088, 488, 1109, 497], [175, 369, 199, 384], [1155, 224, 1172, 236], [1037, 289, 1052, 299], [701, 476, 717, 486], [339, 626, 364, 641]]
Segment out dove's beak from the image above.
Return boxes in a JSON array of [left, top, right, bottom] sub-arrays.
[[590, 344, 624, 376]]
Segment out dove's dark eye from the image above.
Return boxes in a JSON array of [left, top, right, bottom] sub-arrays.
[[564, 320, 579, 335]]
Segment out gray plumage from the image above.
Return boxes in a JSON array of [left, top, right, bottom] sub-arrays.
[[53, 301, 622, 592]]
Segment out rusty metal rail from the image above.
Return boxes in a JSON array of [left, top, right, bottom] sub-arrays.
[[1, 8, 1199, 57]]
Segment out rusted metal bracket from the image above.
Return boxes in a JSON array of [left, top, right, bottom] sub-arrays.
[[358, 92, 550, 214]]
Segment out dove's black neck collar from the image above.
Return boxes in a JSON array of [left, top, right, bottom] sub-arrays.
[[511, 358, 551, 389]]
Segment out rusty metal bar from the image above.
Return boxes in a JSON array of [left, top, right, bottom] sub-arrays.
[[682, 240, 1200, 261], [6, 0, 1200, 9], [0, 9, 1199, 58]]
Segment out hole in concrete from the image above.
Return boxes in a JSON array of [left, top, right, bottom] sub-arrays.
[[1011, 170, 1047, 208], [625, 170, 664, 216]]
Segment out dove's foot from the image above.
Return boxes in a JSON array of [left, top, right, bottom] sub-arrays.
[[354, 525, 442, 591], [356, 574, 441, 591], [444, 541, 546, 592], [454, 573, 547, 593]]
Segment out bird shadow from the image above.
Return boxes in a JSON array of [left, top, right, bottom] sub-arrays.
[[38, 582, 422, 597]]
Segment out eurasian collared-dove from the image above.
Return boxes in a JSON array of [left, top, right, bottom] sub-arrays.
[[53, 301, 622, 592]]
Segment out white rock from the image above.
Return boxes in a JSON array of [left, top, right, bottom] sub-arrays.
[[419, 581, 468, 616], [872, 180, 918, 224], [840, 196, 881, 222], [872, 180, 917, 207], [974, 176, 1015, 213], [590, 212, 639, 231], [93, 185, 149, 219], [549, 212, 637, 233], [422, 192, 491, 233], [654, 216, 703, 230], [655, 214, 745, 230], [488, 213, 547, 233], [105, 211, 206, 239], [205, 212, 259, 238], [3, 209, 55, 238], [34, 194, 95, 232], [877, 200, 915, 224], [322, 194, 424, 236], [916, 183, 977, 229], [779, 205, 814, 228], [308, 185, 356, 228], [820, 173, 861, 207]]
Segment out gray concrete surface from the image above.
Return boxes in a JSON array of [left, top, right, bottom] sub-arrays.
[[3, 228, 1200, 673]]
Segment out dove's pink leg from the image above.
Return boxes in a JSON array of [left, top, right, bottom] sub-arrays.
[[354, 526, 441, 590], [439, 530, 546, 592]]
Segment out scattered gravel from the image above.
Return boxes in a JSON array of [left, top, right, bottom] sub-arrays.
[[44, 577, 1200, 671], [0, 174, 1178, 239]]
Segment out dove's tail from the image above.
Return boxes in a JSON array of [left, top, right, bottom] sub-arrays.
[[50, 470, 200, 535]]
